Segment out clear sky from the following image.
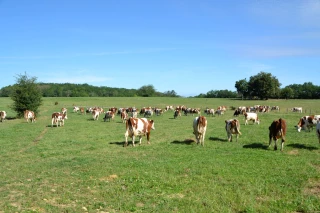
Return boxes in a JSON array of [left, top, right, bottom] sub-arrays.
[[0, 0, 319, 97]]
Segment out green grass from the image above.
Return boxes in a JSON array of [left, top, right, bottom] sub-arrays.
[[0, 97, 319, 212]]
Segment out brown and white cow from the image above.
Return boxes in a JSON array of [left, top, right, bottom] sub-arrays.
[[164, 105, 174, 111], [61, 107, 67, 114], [295, 115, 320, 132], [24, 110, 36, 123], [225, 119, 241, 142], [173, 109, 181, 119], [92, 108, 104, 120], [193, 116, 207, 146], [51, 112, 67, 127], [120, 111, 128, 123], [244, 112, 260, 125], [0, 111, 7, 122], [124, 117, 155, 147], [269, 118, 287, 151], [103, 111, 115, 122]]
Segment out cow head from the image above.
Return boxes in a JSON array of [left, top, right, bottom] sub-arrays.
[[295, 117, 305, 132], [148, 120, 155, 130]]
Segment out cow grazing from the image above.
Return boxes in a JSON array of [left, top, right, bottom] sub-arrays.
[[174, 109, 181, 119], [271, 106, 280, 112], [165, 105, 174, 111], [269, 118, 287, 151], [206, 108, 215, 117], [0, 111, 7, 122], [144, 109, 153, 117], [155, 108, 163, 116], [124, 117, 155, 147], [244, 112, 260, 125], [295, 115, 320, 132], [103, 111, 115, 122], [24, 110, 36, 123], [193, 116, 207, 146], [120, 111, 128, 123], [92, 108, 103, 120], [291, 107, 302, 113], [73, 106, 80, 113], [51, 112, 67, 127], [225, 119, 241, 142], [316, 119, 320, 143]]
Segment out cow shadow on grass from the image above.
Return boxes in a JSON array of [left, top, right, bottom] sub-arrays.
[[109, 141, 126, 146], [287, 143, 318, 151], [171, 139, 195, 145], [4, 116, 16, 120], [209, 137, 228, 142], [243, 143, 269, 150]]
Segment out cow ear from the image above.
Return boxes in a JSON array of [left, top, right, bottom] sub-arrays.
[[225, 120, 228, 123]]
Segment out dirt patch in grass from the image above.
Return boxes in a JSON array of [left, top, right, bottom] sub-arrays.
[[287, 149, 299, 155], [99, 174, 118, 182], [304, 178, 320, 197]]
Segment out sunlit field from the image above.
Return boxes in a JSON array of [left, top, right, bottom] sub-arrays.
[[0, 97, 319, 212]]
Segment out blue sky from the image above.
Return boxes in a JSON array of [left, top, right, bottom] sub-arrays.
[[0, 0, 319, 97]]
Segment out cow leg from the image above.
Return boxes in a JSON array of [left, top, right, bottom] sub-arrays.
[[146, 132, 151, 144], [274, 139, 278, 150], [201, 134, 205, 146], [138, 136, 143, 145], [132, 135, 136, 146], [236, 134, 239, 142], [280, 139, 285, 151], [124, 131, 129, 147]]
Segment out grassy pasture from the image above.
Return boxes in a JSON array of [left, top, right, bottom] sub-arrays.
[[0, 97, 319, 213]]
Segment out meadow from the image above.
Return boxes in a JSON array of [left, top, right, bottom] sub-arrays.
[[0, 97, 319, 213]]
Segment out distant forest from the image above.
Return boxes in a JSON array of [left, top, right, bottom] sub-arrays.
[[0, 72, 319, 99], [0, 83, 180, 98]]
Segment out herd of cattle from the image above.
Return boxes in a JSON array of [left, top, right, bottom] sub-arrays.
[[0, 104, 319, 150]]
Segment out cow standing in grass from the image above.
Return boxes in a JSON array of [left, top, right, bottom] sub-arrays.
[[24, 110, 36, 123], [0, 111, 6, 122], [269, 118, 287, 151], [193, 116, 207, 146], [244, 112, 260, 125], [51, 112, 68, 127], [124, 117, 155, 147], [225, 119, 241, 142]]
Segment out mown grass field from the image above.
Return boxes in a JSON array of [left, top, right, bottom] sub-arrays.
[[0, 97, 320, 213]]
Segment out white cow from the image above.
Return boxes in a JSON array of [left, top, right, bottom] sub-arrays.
[[0, 111, 7, 122], [244, 112, 260, 125], [73, 106, 80, 113], [291, 107, 303, 113], [124, 117, 155, 146], [193, 116, 207, 146], [225, 119, 241, 142]]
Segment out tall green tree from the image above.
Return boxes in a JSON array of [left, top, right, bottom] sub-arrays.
[[235, 78, 248, 100], [280, 87, 294, 99], [248, 72, 281, 100], [137, 85, 156, 97], [10, 73, 43, 118]]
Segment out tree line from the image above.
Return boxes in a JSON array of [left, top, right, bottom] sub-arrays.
[[0, 82, 179, 98], [1, 72, 319, 99]]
